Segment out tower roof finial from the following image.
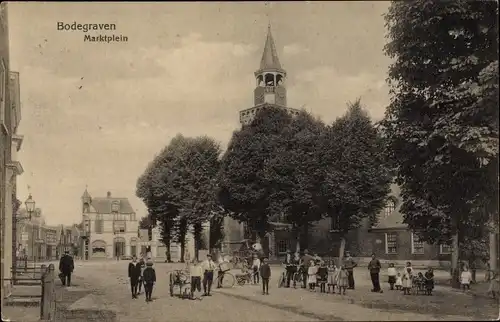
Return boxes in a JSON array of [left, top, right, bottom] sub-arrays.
[[259, 24, 282, 70]]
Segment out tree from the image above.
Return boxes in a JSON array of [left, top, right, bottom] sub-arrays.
[[136, 134, 188, 262], [382, 0, 498, 287], [219, 107, 293, 246], [320, 100, 391, 262], [138, 215, 152, 230], [167, 136, 222, 261], [264, 110, 326, 251]]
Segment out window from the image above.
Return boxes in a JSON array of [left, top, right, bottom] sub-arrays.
[[330, 215, 340, 231], [385, 232, 398, 254], [411, 232, 425, 254], [95, 215, 104, 233], [0, 58, 7, 133], [111, 201, 120, 212], [383, 199, 396, 218], [440, 244, 452, 254], [114, 220, 126, 233], [277, 240, 287, 254]]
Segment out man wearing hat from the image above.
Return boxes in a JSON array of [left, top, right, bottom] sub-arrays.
[[343, 251, 357, 289], [284, 250, 298, 288], [201, 253, 217, 296], [58, 250, 75, 286]]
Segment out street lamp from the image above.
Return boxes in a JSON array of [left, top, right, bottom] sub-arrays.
[[25, 194, 36, 267]]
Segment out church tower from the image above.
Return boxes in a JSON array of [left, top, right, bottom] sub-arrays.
[[239, 24, 299, 126]]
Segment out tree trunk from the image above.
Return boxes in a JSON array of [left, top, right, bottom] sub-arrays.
[[490, 213, 498, 272], [451, 231, 461, 288], [165, 238, 172, 263], [177, 218, 188, 263], [293, 226, 301, 254], [193, 223, 203, 261], [338, 235, 346, 265], [300, 224, 309, 251]]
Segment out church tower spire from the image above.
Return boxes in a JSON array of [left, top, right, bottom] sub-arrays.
[[253, 25, 287, 106], [239, 25, 298, 126]]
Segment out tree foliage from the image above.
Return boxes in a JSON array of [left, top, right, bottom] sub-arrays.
[[321, 100, 391, 240], [136, 134, 222, 261], [263, 111, 325, 247], [381, 0, 498, 245], [219, 107, 292, 240]]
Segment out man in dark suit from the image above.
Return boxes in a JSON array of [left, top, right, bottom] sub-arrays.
[[128, 255, 141, 299], [59, 251, 75, 286]]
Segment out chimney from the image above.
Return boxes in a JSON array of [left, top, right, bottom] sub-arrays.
[[107, 191, 111, 198]]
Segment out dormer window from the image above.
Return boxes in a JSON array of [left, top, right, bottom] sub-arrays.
[[111, 201, 120, 213], [383, 199, 396, 218]]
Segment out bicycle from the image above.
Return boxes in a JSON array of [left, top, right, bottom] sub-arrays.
[[216, 269, 236, 288]]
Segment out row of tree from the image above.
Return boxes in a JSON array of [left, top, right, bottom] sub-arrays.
[[381, 0, 498, 287], [137, 100, 392, 262]]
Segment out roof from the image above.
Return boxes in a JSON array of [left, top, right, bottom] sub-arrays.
[[91, 197, 135, 214], [81, 188, 92, 200], [259, 24, 282, 70], [371, 205, 407, 230]]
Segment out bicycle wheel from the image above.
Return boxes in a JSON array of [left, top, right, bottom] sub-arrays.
[[219, 272, 236, 288]]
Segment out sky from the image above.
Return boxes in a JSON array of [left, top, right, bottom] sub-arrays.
[[8, 1, 391, 226]]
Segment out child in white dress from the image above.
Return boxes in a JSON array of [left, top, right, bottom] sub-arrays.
[[327, 261, 338, 293], [402, 266, 413, 295], [307, 260, 318, 291], [395, 272, 403, 290], [461, 267, 472, 291]]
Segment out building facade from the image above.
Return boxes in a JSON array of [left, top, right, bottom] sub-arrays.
[[81, 189, 139, 259], [1, 2, 24, 302]]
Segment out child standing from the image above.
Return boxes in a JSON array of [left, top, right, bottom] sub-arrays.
[[317, 261, 328, 293], [327, 261, 338, 293], [387, 263, 397, 290], [189, 259, 203, 299], [142, 261, 156, 302], [252, 254, 261, 285], [424, 267, 434, 295], [461, 266, 472, 291], [336, 266, 348, 295], [259, 257, 271, 295], [395, 272, 403, 290], [137, 257, 146, 294], [307, 260, 318, 291], [401, 266, 413, 295]]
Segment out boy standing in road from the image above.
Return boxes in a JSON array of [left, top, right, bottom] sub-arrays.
[[128, 255, 141, 299], [201, 254, 217, 296], [142, 260, 156, 302], [260, 257, 271, 295], [190, 258, 203, 299]]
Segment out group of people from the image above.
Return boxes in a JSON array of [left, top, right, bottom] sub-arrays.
[[128, 255, 157, 302], [282, 249, 355, 295]]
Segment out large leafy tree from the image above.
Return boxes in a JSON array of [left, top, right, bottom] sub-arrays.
[[264, 111, 326, 251], [219, 107, 292, 246], [170, 136, 222, 260], [321, 100, 391, 261], [382, 0, 498, 286]]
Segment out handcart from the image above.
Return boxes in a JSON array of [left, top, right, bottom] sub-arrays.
[[169, 269, 192, 299]]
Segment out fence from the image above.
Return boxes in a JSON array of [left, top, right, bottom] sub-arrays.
[[7, 263, 56, 321]]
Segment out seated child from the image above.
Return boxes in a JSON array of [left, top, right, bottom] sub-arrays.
[[317, 261, 328, 293], [327, 261, 338, 293], [424, 267, 434, 296], [336, 266, 348, 295], [395, 272, 403, 290], [387, 263, 397, 290], [307, 260, 318, 291]]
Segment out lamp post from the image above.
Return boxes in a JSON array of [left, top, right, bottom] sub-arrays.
[[24, 194, 36, 268]]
